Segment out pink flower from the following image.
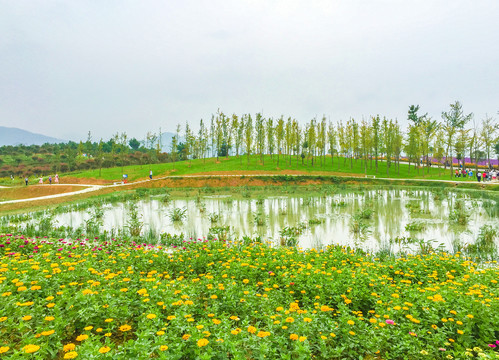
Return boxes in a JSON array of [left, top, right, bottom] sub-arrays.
[[488, 344, 497, 348], [385, 320, 395, 325], [439, 348, 446, 351]]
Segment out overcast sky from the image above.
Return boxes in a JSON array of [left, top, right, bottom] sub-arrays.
[[1, 0, 498, 141]]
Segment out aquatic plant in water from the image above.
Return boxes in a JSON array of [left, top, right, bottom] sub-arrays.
[[168, 207, 187, 223], [126, 204, 143, 237]]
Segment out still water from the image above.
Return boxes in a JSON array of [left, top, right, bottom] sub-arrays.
[[52, 189, 499, 253]]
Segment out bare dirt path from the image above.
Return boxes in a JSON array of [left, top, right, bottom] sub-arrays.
[[0, 174, 495, 206]]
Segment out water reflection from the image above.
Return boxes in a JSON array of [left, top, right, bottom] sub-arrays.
[[47, 189, 499, 253]]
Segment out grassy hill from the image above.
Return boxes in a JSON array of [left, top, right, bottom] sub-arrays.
[[67, 154, 471, 183]]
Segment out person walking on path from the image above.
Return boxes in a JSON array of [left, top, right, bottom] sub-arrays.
[[25, 177, 29, 186], [49, 176, 52, 185], [477, 171, 482, 182], [38, 177, 43, 184], [55, 174, 59, 184], [149, 169, 153, 180]]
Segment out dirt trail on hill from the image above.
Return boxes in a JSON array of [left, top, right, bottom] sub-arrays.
[[0, 174, 496, 206]]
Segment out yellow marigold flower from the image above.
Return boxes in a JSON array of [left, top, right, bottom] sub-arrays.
[[231, 328, 241, 335], [47, 303, 55, 308], [75, 334, 88, 341], [330, 333, 336, 337], [0, 347, 10, 354], [64, 351, 78, 359], [290, 334, 298, 341], [119, 325, 131, 332], [457, 330, 464, 335], [105, 318, 113, 322], [41, 330, 55, 336], [96, 328, 103, 332], [157, 331, 165, 335], [22, 315, 32, 321], [276, 306, 284, 311], [146, 314, 157, 319], [299, 336, 307, 342], [23, 344, 40, 354], [320, 305, 330, 312], [466, 314, 474, 319], [120, 288, 128, 292], [99, 346, 111, 354], [257, 331, 270, 338], [303, 317, 312, 323], [432, 294, 444, 302], [182, 334, 191, 340], [349, 331, 356, 336], [230, 316, 240, 321], [63, 343, 76, 352], [197, 338, 209, 347], [285, 317, 294, 323], [45, 316, 55, 321], [247, 326, 257, 334], [84, 326, 93, 331], [347, 320, 355, 325], [216, 338, 224, 343], [212, 318, 221, 325], [369, 318, 377, 324], [243, 279, 249, 284], [210, 295, 218, 299], [159, 345, 168, 351], [104, 333, 112, 337], [0, 317, 7, 322], [167, 315, 176, 321]]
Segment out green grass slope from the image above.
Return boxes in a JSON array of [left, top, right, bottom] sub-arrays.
[[69, 155, 477, 183]]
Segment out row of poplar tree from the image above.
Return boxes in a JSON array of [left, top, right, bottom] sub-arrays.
[[168, 101, 498, 177]]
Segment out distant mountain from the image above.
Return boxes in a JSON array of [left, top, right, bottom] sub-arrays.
[[0, 126, 66, 146]]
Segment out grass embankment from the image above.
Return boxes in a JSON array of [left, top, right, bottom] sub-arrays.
[[0, 185, 85, 202], [0, 235, 498, 359], [67, 155, 474, 183]]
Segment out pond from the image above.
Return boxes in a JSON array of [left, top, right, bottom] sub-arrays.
[[9, 188, 498, 255]]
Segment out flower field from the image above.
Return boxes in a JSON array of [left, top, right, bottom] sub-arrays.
[[0, 234, 498, 359]]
